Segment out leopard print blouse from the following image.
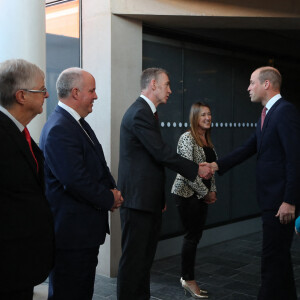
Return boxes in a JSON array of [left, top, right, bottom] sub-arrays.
[[171, 131, 217, 199]]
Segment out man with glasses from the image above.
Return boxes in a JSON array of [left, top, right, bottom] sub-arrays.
[[0, 58, 54, 300]]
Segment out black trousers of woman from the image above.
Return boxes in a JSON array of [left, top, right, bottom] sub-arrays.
[[174, 194, 208, 281]]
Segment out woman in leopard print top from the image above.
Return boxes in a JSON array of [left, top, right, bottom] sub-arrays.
[[171, 102, 217, 299]]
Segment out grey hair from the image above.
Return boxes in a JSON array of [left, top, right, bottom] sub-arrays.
[[0, 59, 44, 108], [56, 67, 84, 99], [140, 68, 169, 90]]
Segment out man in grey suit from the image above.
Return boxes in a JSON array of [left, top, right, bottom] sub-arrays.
[[117, 68, 213, 300]]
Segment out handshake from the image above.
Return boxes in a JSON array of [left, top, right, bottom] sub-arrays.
[[198, 162, 219, 180], [109, 162, 219, 212]]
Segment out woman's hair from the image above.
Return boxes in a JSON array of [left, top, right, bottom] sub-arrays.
[[189, 102, 214, 148]]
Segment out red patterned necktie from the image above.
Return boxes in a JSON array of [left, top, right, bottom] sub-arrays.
[[23, 127, 39, 172], [261, 106, 267, 130], [154, 112, 158, 120]]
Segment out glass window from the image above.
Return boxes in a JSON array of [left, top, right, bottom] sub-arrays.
[[45, 0, 80, 116], [46, 0, 80, 38]]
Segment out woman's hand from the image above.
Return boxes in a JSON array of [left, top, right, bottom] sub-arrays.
[[204, 191, 217, 204]]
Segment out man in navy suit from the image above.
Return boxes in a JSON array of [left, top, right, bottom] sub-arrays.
[[0, 59, 54, 300], [40, 68, 123, 300], [207, 66, 300, 300], [117, 68, 213, 299]]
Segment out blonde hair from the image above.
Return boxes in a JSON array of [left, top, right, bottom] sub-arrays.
[[189, 102, 213, 148]]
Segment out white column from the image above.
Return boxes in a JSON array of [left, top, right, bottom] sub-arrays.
[[0, 0, 46, 142], [82, 0, 142, 276]]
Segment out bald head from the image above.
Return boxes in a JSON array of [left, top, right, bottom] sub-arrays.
[[257, 66, 282, 92]]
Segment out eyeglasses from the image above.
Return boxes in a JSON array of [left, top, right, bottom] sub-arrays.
[[22, 88, 48, 96]]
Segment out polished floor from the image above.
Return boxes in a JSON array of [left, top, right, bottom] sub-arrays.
[[34, 231, 300, 300]]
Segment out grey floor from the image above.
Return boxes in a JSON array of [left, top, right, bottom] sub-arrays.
[[34, 231, 300, 300]]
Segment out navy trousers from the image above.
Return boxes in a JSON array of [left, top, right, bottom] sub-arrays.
[[258, 211, 297, 300], [48, 247, 99, 300]]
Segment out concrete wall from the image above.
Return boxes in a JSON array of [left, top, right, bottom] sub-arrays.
[[82, 0, 142, 276], [111, 0, 300, 17], [0, 0, 47, 143]]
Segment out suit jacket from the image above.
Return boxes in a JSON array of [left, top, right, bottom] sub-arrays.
[[0, 112, 54, 292], [39, 105, 115, 249], [118, 97, 199, 213], [217, 98, 300, 211]]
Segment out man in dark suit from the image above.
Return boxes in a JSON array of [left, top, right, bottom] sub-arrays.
[[0, 59, 54, 300], [40, 67, 123, 300], [117, 68, 213, 300], [207, 66, 300, 300]]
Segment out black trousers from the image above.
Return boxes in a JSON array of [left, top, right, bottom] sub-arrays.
[[48, 247, 99, 300], [117, 207, 162, 300], [0, 287, 33, 300], [174, 194, 208, 281], [258, 211, 297, 300]]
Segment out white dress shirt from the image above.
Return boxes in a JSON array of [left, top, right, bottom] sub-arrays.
[[140, 94, 156, 114], [265, 94, 281, 115]]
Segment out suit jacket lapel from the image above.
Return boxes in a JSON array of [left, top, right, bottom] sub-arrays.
[[80, 119, 108, 164], [137, 97, 160, 128], [32, 140, 45, 187], [56, 106, 116, 186], [257, 98, 283, 153], [0, 112, 41, 182], [55, 106, 107, 164]]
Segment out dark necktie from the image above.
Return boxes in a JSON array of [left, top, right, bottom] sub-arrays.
[[261, 106, 267, 130], [23, 127, 39, 172], [154, 111, 158, 120], [79, 118, 95, 144], [79, 118, 108, 165]]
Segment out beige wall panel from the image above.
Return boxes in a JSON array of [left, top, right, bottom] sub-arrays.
[[112, 0, 300, 17]]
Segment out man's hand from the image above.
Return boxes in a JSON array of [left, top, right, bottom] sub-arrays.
[[198, 163, 214, 179], [204, 191, 217, 204], [200, 162, 219, 172], [110, 189, 124, 212], [275, 202, 295, 224]]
